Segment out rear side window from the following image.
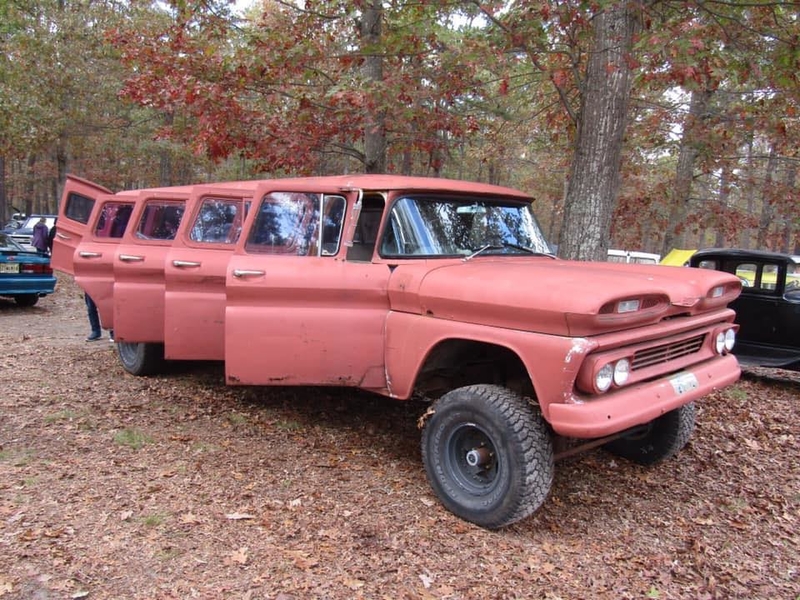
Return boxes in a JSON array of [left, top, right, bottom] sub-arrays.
[[135, 201, 185, 240], [95, 202, 134, 238], [65, 193, 94, 224], [190, 198, 247, 244]]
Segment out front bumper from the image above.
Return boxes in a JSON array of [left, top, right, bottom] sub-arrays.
[[547, 353, 740, 438]]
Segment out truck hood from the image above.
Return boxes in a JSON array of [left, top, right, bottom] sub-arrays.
[[386, 257, 740, 337]]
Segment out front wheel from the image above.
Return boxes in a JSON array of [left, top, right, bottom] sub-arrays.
[[117, 342, 164, 376], [604, 402, 696, 465], [420, 384, 554, 529]]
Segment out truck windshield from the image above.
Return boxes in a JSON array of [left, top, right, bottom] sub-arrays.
[[380, 195, 551, 258]]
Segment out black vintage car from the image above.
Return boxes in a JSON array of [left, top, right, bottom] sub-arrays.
[[690, 248, 800, 371]]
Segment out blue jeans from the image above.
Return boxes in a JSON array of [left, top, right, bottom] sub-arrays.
[[85, 293, 101, 336]]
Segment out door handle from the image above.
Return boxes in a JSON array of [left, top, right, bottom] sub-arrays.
[[119, 254, 145, 262], [173, 260, 202, 268], [55, 232, 71, 240], [78, 251, 102, 258], [232, 269, 266, 278]]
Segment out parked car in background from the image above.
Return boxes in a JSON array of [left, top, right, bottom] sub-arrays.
[[2, 214, 57, 251], [690, 248, 800, 371], [607, 249, 661, 264], [660, 248, 696, 266], [0, 231, 57, 306]]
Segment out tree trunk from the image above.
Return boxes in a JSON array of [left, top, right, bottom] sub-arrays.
[[780, 164, 796, 253], [558, 3, 639, 261], [24, 154, 36, 218], [160, 112, 174, 186], [0, 156, 6, 221], [738, 132, 756, 249], [661, 88, 714, 255], [756, 147, 778, 250], [361, 0, 386, 174]]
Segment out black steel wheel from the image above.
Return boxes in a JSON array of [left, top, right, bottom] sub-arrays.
[[604, 402, 696, 465], [420, 384, 553, 529], [117, 341, 164, 376]]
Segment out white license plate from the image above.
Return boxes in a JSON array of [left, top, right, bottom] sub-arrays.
[[670, 371, 699, 395], [0, 263, 20, 274]]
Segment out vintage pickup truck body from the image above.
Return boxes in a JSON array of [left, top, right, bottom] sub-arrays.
[[53, 174, 742, 528]]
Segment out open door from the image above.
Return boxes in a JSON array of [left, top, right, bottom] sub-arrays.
[[51, 176, 112, 275]]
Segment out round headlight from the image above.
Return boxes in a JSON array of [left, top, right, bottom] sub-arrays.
[[724, 328, 736, 352], [596, 363, 613, 392], [614, 358, 631, 386], [715, 332, 726, 354]]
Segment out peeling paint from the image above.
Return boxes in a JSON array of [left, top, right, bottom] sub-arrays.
[[564, 338, 589, 364]]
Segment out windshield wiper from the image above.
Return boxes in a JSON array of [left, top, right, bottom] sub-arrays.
[[464, 243, 557, 261]]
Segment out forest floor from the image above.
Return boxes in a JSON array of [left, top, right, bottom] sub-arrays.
[[0, 275, 798, 600]]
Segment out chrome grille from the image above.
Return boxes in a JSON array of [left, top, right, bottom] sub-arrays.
[[632, 335, 705, 370]]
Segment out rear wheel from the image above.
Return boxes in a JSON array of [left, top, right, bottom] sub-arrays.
[[117, 342, 164, 376], [14, 294, 39, 307], [604, 402, 696, 465], [420, 384, 554, 529]]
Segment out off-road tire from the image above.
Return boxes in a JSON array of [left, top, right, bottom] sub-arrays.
[[420, 384, 554, 529], [604, 402, 696, 465], [117, 342, 165, 376], [14, 294, 39, 307]]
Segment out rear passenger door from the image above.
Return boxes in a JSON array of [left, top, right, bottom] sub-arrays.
[[164, 190, 249, 360], [73, 198, 135, 329], [51, 176, 112, 275], [225, 185, 391, 391], [113, 192, 187, 344]]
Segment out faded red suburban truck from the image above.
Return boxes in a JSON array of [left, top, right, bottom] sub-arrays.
[[53, 174, 741, 528]]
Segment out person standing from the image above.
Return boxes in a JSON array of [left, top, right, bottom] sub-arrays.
[[85, 293, 102, 341], [47, 218, 57, 253], [32, 217, 49, 254]]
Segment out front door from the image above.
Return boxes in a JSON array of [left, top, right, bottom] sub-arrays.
[[224, 186, 390, 392], [164, 191, 249, 360]]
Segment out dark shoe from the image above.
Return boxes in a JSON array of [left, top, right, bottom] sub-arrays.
[[86, 333, 102, 342]]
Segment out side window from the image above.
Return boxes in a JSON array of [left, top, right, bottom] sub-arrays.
[[246, 192, 320, 256], [135, 201, 185, 240], [321, 195, 346, 256], [94, 202, 134, 238], [697, 259, 718, 270], [347, 195, 385, 261], [65, 192, 94, 224], [190, 198, 245, 244], [733, 262, 757, 288], [730, 261, 780, 293]]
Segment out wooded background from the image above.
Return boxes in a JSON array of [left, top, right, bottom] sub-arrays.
[[1, 0, 797, 259]]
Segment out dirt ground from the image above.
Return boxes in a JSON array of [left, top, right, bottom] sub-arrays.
[[1, 275, 798, 600]]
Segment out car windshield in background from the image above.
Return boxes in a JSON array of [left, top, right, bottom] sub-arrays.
[[0, 232, 25, 252], [380, 195, 551, 258]]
